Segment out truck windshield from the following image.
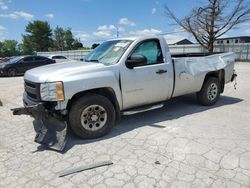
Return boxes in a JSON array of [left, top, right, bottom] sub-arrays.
[[84, 40, 132, 65]]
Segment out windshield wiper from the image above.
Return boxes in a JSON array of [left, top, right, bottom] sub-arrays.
[[85, 59, 99, 63]]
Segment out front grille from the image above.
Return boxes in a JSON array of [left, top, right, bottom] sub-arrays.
[[24, 80, 40, 102]]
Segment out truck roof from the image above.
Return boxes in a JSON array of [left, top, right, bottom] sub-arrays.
[[107, 35, 165, 42]]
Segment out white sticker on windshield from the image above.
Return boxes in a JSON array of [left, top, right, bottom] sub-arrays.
[[115, 42, 130, 48]]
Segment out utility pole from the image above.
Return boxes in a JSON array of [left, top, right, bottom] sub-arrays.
[[115, 26, 119, 38]]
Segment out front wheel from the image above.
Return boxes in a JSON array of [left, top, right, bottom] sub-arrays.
[[68, 94, 116, 139], [197, 77, 221, 106]]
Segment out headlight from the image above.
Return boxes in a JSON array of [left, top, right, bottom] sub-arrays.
[[0, 64, 5, 69], [40, 82, 65, 101]]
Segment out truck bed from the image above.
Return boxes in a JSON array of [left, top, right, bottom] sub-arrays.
[[171, 52, 235, 98], [171, 52, 223, 58]]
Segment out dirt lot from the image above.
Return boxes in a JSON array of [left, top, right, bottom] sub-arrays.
[[0, 63, 250, 188]]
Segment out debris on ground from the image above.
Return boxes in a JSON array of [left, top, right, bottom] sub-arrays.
[[155, 161, 161, 165], [58, 161, 113, 177]]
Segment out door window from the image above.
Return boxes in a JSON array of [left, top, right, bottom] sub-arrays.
[[131, 40, 163, 65], [22, 57, 34, 62], [53, 56, 67, 59], [34, 56, 47, 62]]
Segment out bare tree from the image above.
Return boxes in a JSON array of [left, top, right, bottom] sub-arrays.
[[165, 0, 250, 52]]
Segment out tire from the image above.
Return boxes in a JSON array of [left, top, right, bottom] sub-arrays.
[[7, 68, 16, 77], [68, 94, 116, 139], [197, 77, 221, 106]]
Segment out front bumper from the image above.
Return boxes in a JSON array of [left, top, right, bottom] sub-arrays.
[[12, 103, 68, 151]]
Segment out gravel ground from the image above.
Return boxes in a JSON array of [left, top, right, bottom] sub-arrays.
[[0, 62, 250, 188]]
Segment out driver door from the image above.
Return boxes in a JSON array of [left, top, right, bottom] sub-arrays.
[[120, 39, 171, 109]]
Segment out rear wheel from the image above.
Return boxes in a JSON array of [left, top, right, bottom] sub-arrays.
[[7, 68, 16, 77], [68, 94, 116, 139], [197, 77, 221, 106]]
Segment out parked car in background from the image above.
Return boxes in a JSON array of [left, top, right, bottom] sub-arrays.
[[0, 55, 55, 77], [46, 55, 74, 63]]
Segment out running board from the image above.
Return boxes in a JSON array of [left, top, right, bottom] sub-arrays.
[[122, 103, 164, 116]]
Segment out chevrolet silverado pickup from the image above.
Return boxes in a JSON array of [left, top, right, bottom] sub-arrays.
[[12, 36, 237, 151]]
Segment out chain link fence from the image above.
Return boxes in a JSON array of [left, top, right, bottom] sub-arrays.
[[37, 44, 250, 61], [169, 44, 250, 61], [37, 50, 91, 61]]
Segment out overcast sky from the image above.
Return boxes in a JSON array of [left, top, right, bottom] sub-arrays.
[[0, 0, 250, 46]]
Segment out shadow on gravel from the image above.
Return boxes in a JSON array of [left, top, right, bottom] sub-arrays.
[[57, 94, 243, 153]]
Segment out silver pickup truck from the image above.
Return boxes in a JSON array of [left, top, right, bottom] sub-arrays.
[[12, 36, 237, 151]]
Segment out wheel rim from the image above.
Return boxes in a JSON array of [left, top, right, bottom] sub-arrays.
[[207, 83, 218, 101], [8, 69, 15, 76], [80, 105, 107, 132]]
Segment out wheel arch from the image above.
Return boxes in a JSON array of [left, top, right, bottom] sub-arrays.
[[67, 87, 121, 121], [203, 69, 225, 93]]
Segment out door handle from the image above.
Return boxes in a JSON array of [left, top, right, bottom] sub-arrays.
[[156, 69, 167, 74]]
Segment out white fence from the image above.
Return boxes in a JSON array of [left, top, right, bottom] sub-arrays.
[[37, 50, 91, 61], [37, 43, 250, 61], [169, 44, 250, 61]]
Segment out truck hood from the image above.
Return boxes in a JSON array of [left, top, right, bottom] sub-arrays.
[[25, 61, 107, 82]]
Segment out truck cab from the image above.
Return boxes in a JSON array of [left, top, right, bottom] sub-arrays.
[[12, 36, 236, 151]]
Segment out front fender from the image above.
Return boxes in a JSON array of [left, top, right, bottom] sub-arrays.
[[63, 70, 122, 110]]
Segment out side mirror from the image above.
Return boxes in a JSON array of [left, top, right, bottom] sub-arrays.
[[125, 55, 147, 69], [19, 59, 25, 63]]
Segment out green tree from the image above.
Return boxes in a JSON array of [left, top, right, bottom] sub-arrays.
[[0, 40, 19, 57], [22, 20, 53, 52], [0, 42, 3, 56], [54, 26, 65, 51], [73, 38, 83, 49], [21, 35, 33, 55], [64, 28, 75, 50], [53, 27, 83, 50]]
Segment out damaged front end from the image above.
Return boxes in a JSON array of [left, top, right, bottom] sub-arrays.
[[12, 104, 68, 151]]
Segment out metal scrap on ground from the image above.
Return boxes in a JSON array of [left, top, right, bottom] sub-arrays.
[[58, 161, 113, 177]]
